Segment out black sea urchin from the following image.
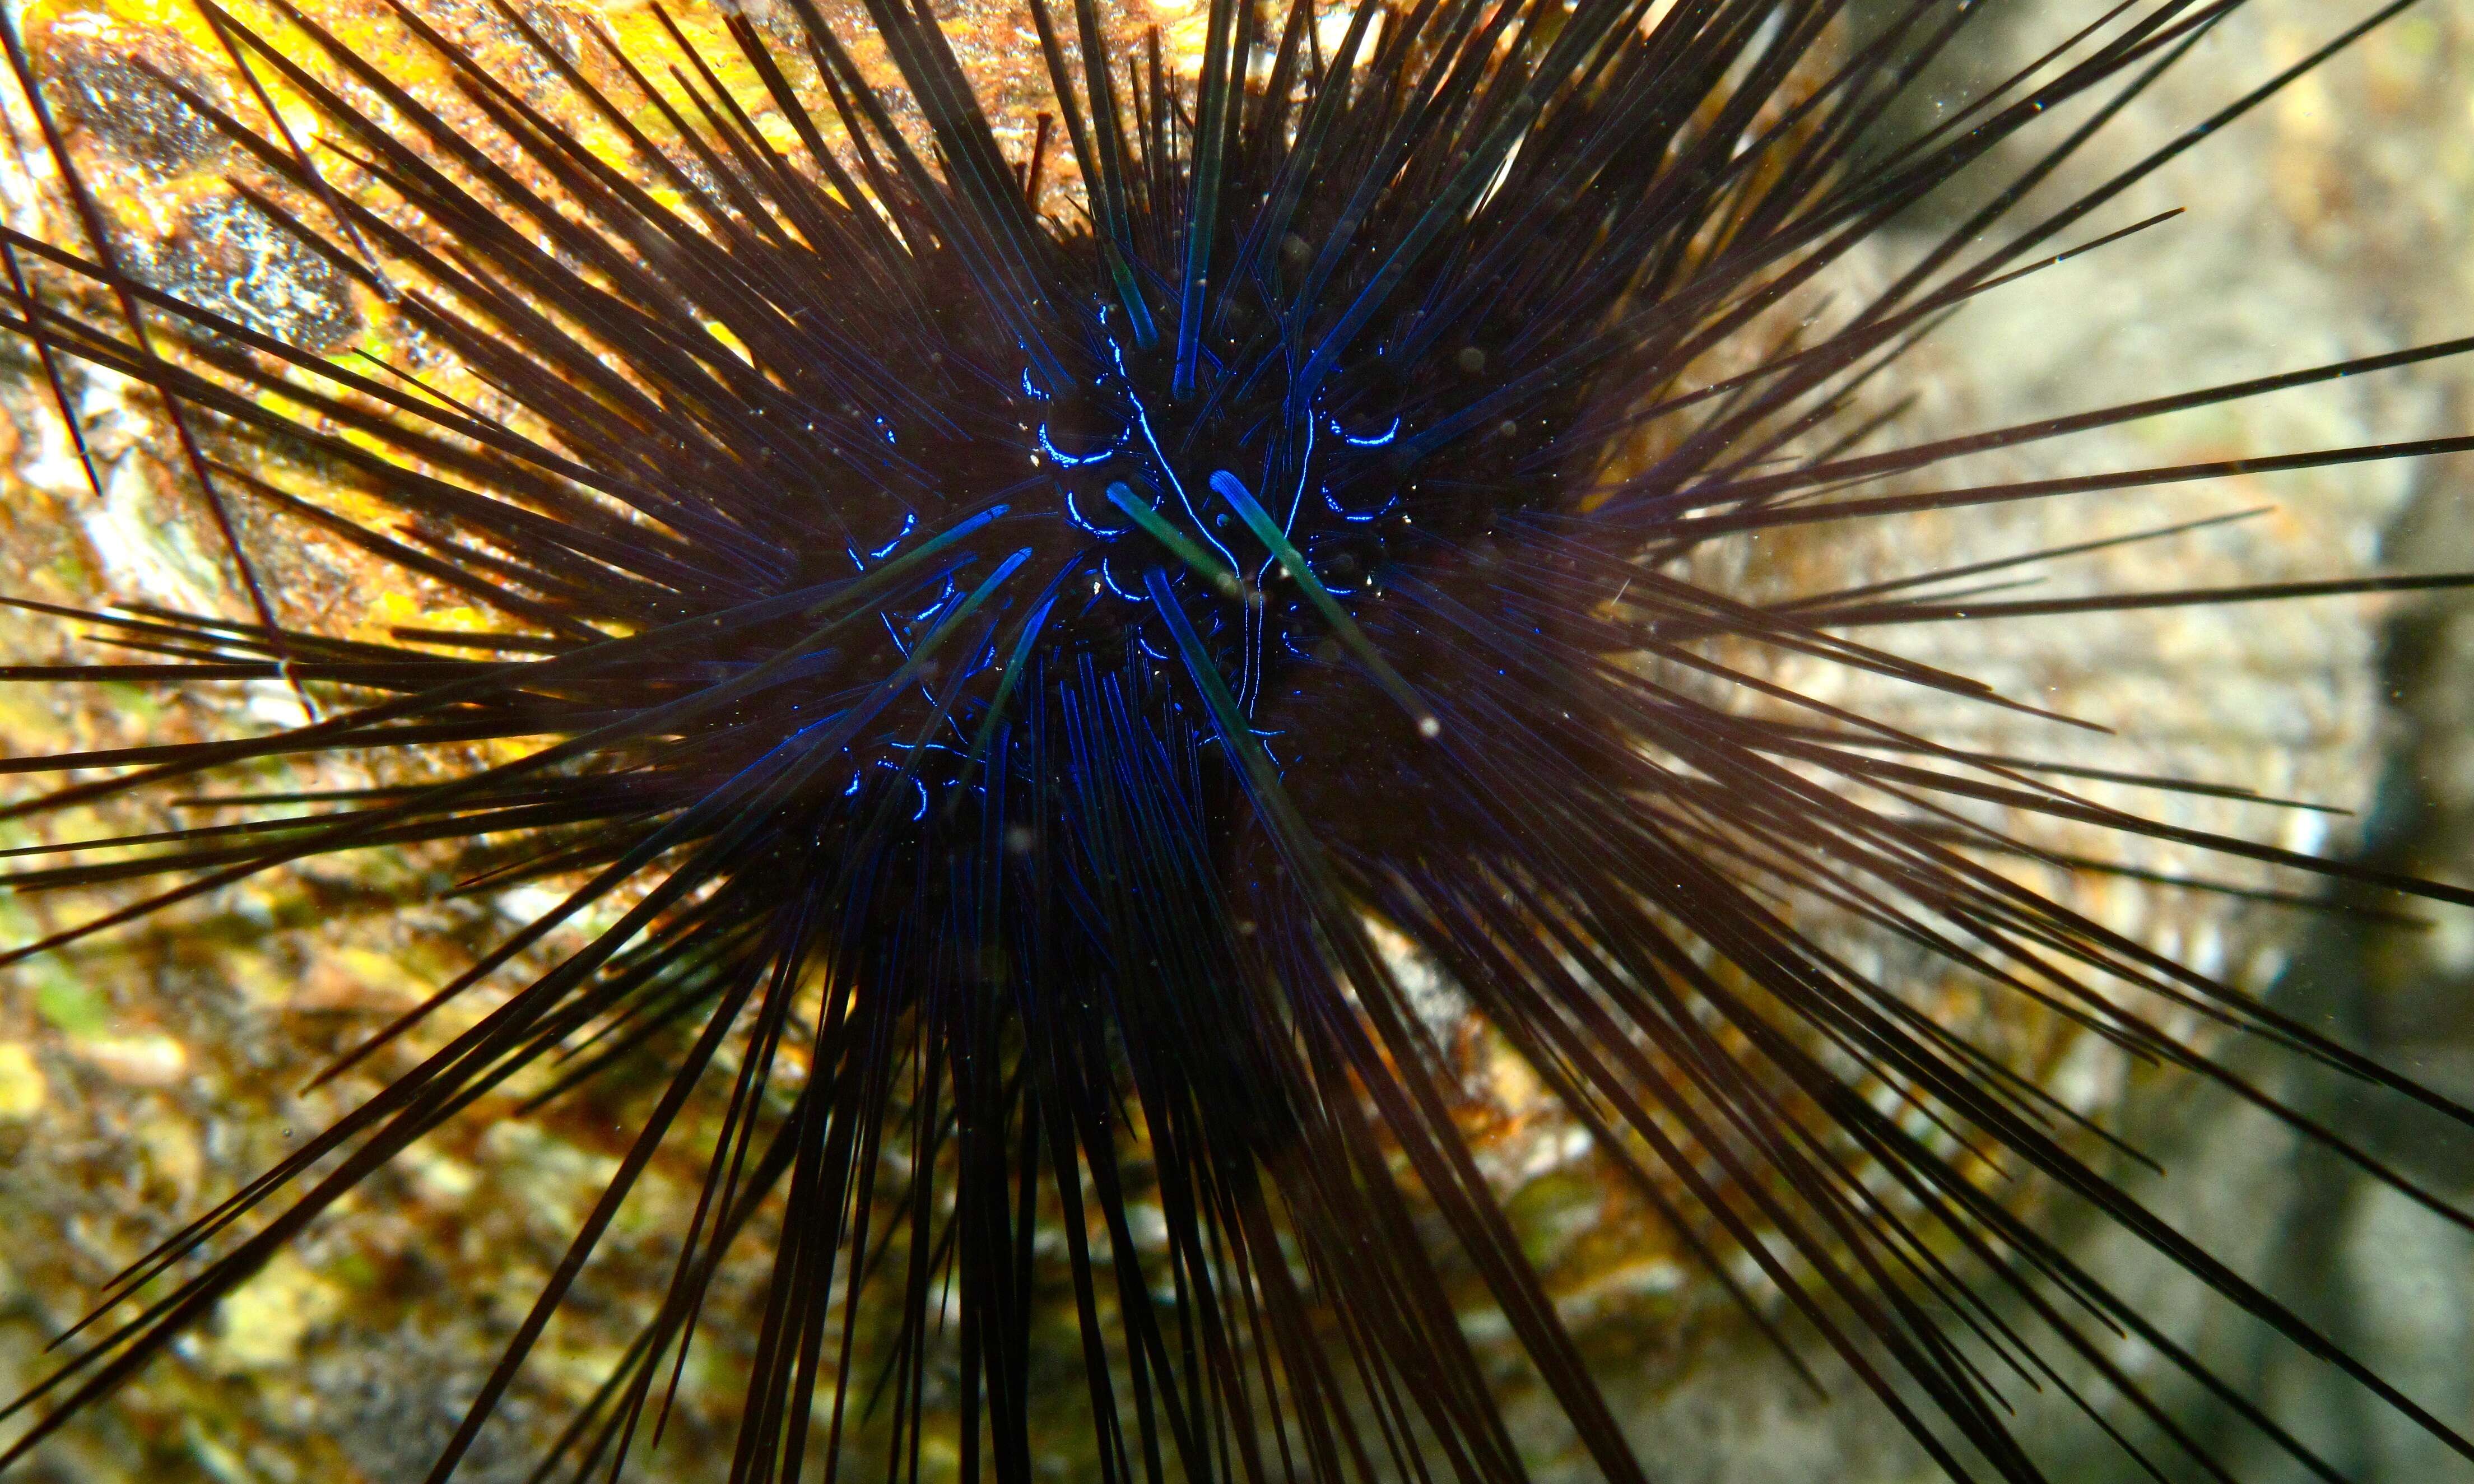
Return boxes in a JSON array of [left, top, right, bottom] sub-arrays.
[[0, 0, 2470, 1478]]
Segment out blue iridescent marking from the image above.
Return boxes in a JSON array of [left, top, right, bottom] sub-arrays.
[[869, 513, 917, 562], [1062, 482, 1131, 537], [1323, 485, 1399, 523], [1038, 422, 1124, 467], [1289, 417, 1314, 531], [1044, 315, 1401, 665], [1100, 557, 1143, 602], [1329, 412, 1401, 447], [1109, 333, 1244, 576]]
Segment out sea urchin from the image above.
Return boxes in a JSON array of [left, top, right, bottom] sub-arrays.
[[0, 0, 2470, 1479]]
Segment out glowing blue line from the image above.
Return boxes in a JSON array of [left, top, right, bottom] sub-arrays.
[[1329, 412, 1401, 447], [1284, 413, 1314, 540], [1038, 422, 1124, 467], [868, 513, 917, 562], [1323, 486, 1399, 523], [1020, 367, 1050, 401], [1238, 418, 1309, 715], [911, 573, 958, 626], [1237, 576, 1262, 715], [1111, 334, 1243, 576], [1062, 483, 1129, 537]]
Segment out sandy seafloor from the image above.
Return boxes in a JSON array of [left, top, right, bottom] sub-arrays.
[[0, 0, 2468, 1480]]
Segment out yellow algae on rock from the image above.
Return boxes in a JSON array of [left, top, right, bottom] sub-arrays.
[[0, 1044, 46, 1119], [72, 1032, 191, 1086], [203, 1251, 344, 1372]]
